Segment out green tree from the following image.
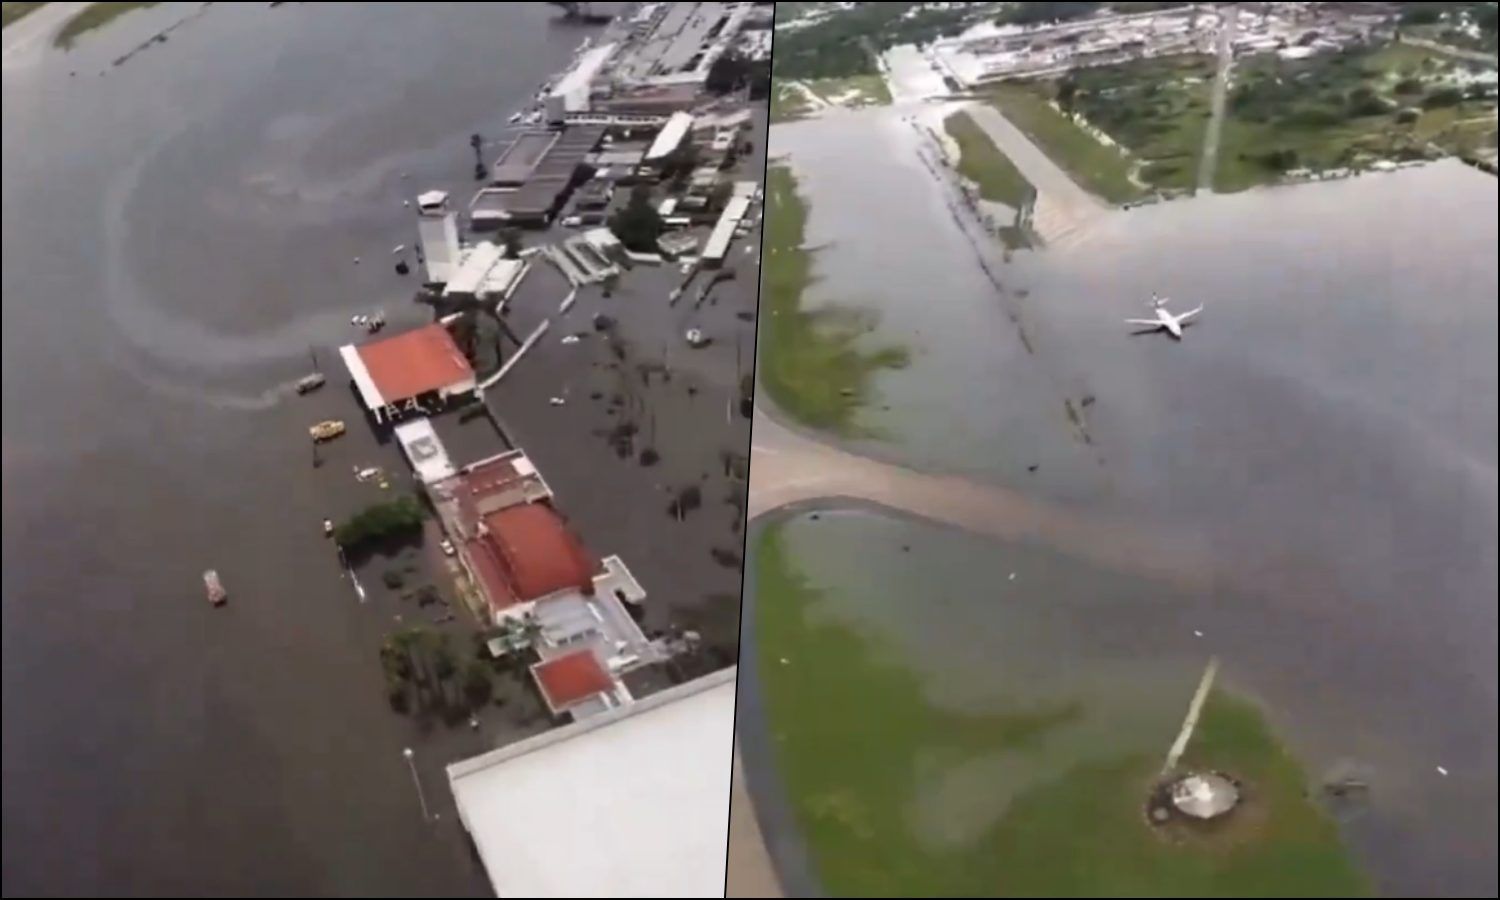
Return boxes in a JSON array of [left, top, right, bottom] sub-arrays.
[[433, 635, 456, 683], [334, 495, 425, 549], [1057, 76, 1080, 114], [462, 659, 493, 708], [706, 51, 750, 95], [500, 227, 523, 258], [609, 185, 664, 253]]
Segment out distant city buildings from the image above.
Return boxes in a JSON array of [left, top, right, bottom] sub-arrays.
[[928, 2, 1399, 89]]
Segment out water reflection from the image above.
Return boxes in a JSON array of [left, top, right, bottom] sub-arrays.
[[765, 106, 1497, 895]]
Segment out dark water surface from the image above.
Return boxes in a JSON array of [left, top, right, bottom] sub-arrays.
[[3, 4, 603, 894], [763, 107, 1497, 896]]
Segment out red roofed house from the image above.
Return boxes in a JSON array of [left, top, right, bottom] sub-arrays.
[[339, 322, 476, 424], [531, 648, 620, 719], [426, 448, 658, 721]]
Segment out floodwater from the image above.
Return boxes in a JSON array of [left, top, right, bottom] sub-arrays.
[[1, 2, 752, 895], [760, 107, 1497, 896]]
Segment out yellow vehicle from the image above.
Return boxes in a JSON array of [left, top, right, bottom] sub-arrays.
[[309, 420, 346, 442]]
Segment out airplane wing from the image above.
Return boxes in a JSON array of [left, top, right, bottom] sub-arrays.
[[1124, 318, 1160, 326], [1177, 305, 1203, 321]]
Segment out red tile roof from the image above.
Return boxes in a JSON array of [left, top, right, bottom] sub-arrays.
[[356, 323, 473, 404], [481, 503, 596, 602], [533, 650, 613, 713]]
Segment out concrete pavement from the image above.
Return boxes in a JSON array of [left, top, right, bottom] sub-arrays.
[[2, 2, 90, 72], [962, 101, 1109, 244]]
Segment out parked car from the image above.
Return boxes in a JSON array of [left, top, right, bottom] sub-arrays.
[[440, 538, 456, 557]]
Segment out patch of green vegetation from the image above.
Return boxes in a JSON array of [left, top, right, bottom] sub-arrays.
[[773, 2, 998, 80], [755, 523, 1080, 895], [55, 1, 157, 49], [1065, 54, 1216, 192], [335, 495, 425, 550], [759, 166, 908, 435], [1398, 1, 1499, 53], [943, 110, 1035, 207], [989, 689, 1371, 897], [807, 74, 892, 108], [1215, 42, 1497, 191], [987, 83, 1145, 203], [2, 2, 48, 29], [756, 522, 1370, 897], [772, 82, 814, 123]]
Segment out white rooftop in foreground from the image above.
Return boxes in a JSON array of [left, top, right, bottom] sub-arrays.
[[448, 668, 736, 898]]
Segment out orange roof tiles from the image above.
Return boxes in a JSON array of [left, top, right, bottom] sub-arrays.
[[533, 650, 614, 712], [356, 323, 473, 404], [481, 503, 595, 602]]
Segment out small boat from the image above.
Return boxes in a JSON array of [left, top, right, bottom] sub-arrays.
[[204, 569, 227, 606], [508, 111, 523, 124], [310, 420, 346, 442], [296, 373, 326, 394]]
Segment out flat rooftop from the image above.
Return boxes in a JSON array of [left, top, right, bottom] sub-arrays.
[[492, 131, 558, 186], [609, 1, 744, 86], [447, 668, 736, 898]]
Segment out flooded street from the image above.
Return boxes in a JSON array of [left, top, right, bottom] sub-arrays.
[[757, 106, 1497, 896], [2, 2, 752, 894]]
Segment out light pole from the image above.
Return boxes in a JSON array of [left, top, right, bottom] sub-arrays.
[[402, 747, 431, 822]]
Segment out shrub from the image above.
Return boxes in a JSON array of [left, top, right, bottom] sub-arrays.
[[1347, 92, 1393, 117], [382, 569, 405, 589], [1259, 148, 1299, 172], [1285, 105, 1344, 128], [1422, 87, 1463, 109], [462, 660, 493, 708]]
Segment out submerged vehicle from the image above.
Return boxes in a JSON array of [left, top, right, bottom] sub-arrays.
[[203, 569, 226, 606], [309, 420, 346, 442]]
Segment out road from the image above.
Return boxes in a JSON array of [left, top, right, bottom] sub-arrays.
[[1, 1, 89, 72], [960, 102, 1109, 243], [1198, 4, 1239, 192]]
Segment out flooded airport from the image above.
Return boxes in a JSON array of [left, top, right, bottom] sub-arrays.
[[748, 105, 1497, 896], [4, 3, 757, 894]]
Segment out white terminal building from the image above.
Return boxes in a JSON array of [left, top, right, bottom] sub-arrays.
[[447, 668, 736, 898]]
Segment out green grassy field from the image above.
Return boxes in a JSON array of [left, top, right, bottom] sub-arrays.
[[943, 110, 1034, 208], [2, 2, 48, 29], [55, 1, 157, 49], [1069, 54, 1217, 192], [986, 84, 1145, 204], [1215, 41, 1498, 191], [756, 520, 1369, 897], [758, 166, 907, 434]]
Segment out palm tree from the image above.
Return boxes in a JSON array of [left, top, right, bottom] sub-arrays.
[[519, 613, 544, 648]]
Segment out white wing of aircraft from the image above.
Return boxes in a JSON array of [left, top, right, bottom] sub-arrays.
[[1127, 303, 1202, 339]]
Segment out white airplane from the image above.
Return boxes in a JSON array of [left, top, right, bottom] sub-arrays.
[[1127, 296, 1202, 339]]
